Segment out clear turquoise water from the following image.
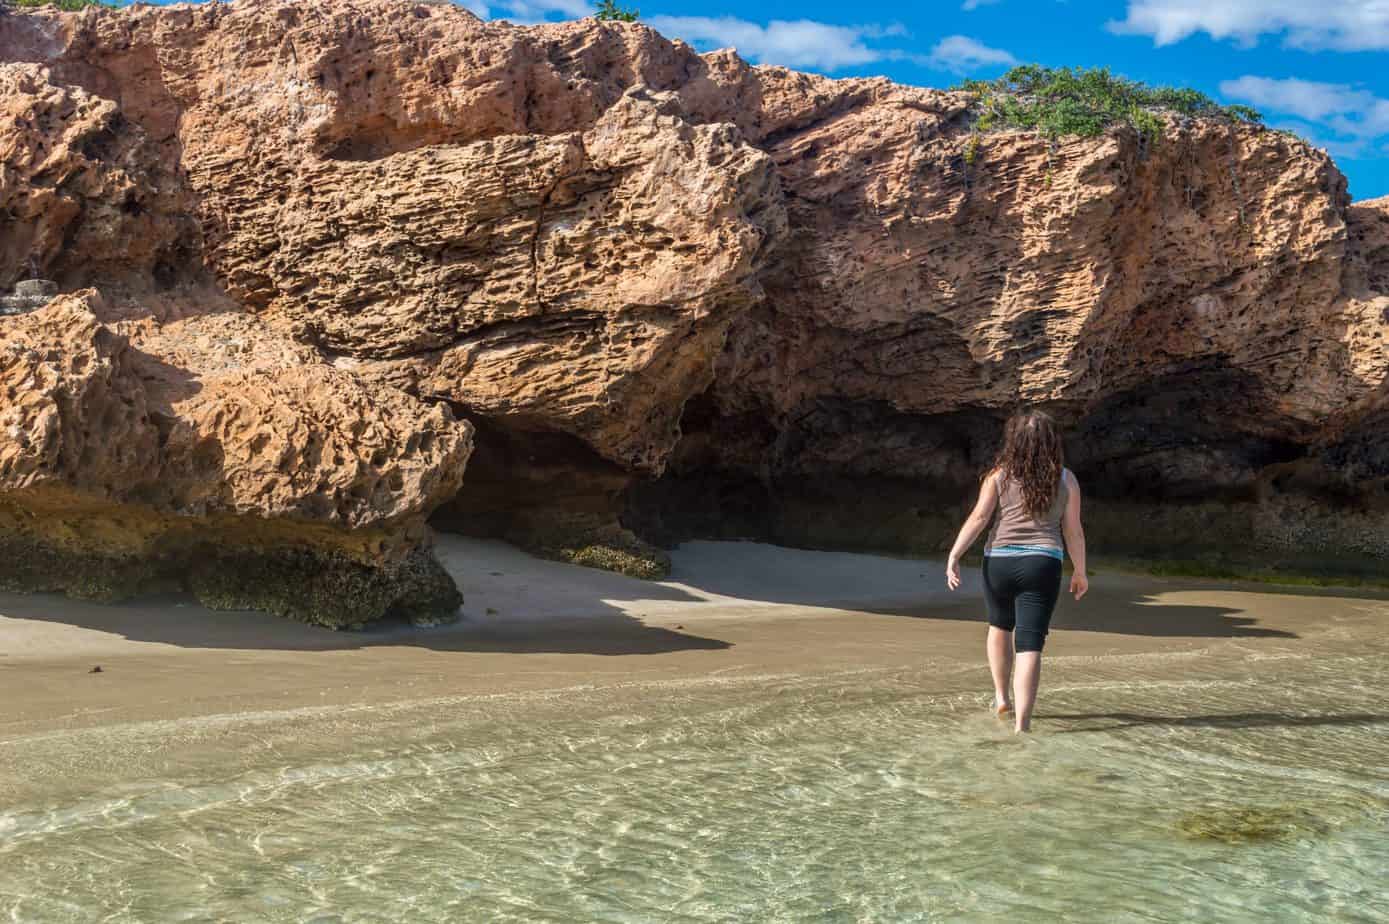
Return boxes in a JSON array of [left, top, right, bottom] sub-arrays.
[[1, 648, 1386, 922]]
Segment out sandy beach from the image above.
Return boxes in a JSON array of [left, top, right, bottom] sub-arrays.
[[3, 536, 1383, 740]]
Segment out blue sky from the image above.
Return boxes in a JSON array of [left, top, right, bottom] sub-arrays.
[[463, 0, 1389, 200]]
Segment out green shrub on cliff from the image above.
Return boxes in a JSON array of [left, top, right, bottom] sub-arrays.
[[594, 0, 638, 22], [957, 65, 1264, 143], [3, 0, 112, 9]]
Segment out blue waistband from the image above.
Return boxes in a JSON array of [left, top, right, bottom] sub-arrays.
[[985, 544, 1064, 561]]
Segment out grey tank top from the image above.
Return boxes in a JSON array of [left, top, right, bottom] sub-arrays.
[[985, 468, 1069, 556]]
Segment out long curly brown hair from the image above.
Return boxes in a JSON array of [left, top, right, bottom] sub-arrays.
[[990, 410, 1065, 518]]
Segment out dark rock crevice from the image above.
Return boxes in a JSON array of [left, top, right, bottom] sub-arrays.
[[430, 410, 671, 578], [620, 364, 1389, 578]]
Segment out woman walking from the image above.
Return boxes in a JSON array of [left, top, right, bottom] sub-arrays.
[[945, 410, 1088, 733]]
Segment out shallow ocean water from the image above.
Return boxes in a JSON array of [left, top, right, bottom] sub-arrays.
[[1, 646, 1386, 922]]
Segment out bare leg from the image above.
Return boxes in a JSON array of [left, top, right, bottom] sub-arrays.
[[986, 626, 1013, 711], [1012, 651, 1041, 732]]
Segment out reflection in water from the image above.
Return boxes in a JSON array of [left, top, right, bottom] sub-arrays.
[[1, 650, 1386, 922]]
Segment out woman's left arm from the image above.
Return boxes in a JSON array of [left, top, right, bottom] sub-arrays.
[[945, 473, 1000, 590], [1062, 470, 1088, 600]]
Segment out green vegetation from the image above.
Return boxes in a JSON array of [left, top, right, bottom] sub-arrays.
[[963, 133, 981, 166], [956, 65, 1264, 144], [594, 0, 638, 21], [3, 0, 113, 9]]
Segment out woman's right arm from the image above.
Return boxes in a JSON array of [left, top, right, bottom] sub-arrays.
[[1062, 471, 1088, 600], [945, 472, 1000, 591]]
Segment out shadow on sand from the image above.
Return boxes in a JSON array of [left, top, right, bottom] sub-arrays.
[[1046, 593, 1300, 639], [0, 589, 733, 657], [0, 536, 1349, 656], [875, 590, 1300, 641], [0, 538, 729, 656], [659, 542, 1306, 640]]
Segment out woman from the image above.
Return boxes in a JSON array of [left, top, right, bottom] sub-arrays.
[[945, 410, 1088, 733]]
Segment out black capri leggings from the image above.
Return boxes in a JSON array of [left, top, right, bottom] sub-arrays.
[[982, 555, 1063, 652]]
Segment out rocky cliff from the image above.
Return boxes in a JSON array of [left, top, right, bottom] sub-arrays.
[[1, 0, 1386, 625]]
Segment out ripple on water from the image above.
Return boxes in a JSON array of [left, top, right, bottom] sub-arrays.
[[0, 656, 1386, 923]]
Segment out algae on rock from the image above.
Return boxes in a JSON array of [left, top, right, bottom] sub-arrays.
[[187, 546, 462, 630], [1176, 806, 1328, 845]]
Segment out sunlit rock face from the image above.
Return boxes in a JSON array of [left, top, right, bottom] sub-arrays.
[[0, 47, 475, 625], [1, 0, 1387, 614], [649, 107, 1389, 570]]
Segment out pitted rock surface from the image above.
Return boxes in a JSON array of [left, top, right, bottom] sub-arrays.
[[1, 0, 1388, 615]]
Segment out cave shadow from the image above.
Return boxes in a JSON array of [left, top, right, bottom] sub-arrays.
[[1045, 712, 1389, 733]]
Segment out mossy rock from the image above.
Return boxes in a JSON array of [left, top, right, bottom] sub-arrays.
[[512, 516, 672, 580], [0, 533, 161, 602], [385, 547, 467, 626], [188, 546, 462, 630], [549, 543, 671, 580], [1175, 806, 1326, 845], [0, 528, 461, 629]]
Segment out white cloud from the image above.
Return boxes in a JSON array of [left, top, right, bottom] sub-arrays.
[[925, 35, 1018, 73], [962, 0, 1002, 9], [471, 5, 912, 72], [1221, 76, 1389, 161], [643, 18, 1016, 74], [484, 0, 594, 25], [462, 5, 1015, 77], [1219, 76, 1374, 123], [1110, 0, 1389, 51], [644, 16, 889, 70]]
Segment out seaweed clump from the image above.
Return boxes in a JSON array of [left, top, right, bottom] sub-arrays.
[[1176, 806, 1326, 845], [531, 519, 672, 580]]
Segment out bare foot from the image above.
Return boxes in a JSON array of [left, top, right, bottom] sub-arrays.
[[994, 696, 1012, 717]]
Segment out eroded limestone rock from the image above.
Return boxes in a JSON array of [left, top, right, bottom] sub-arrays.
[[0, 0, 1386, 603], [0, 293, 472, 626]]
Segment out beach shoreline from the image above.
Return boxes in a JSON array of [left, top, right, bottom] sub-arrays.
[[2, 537, 1380, 740]]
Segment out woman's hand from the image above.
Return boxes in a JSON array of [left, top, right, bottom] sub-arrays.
[[1070, 570, 1088, 600], [944, 473, 999, 593]]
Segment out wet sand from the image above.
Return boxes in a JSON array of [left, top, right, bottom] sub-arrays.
[[2, 536, 1384, 741]]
